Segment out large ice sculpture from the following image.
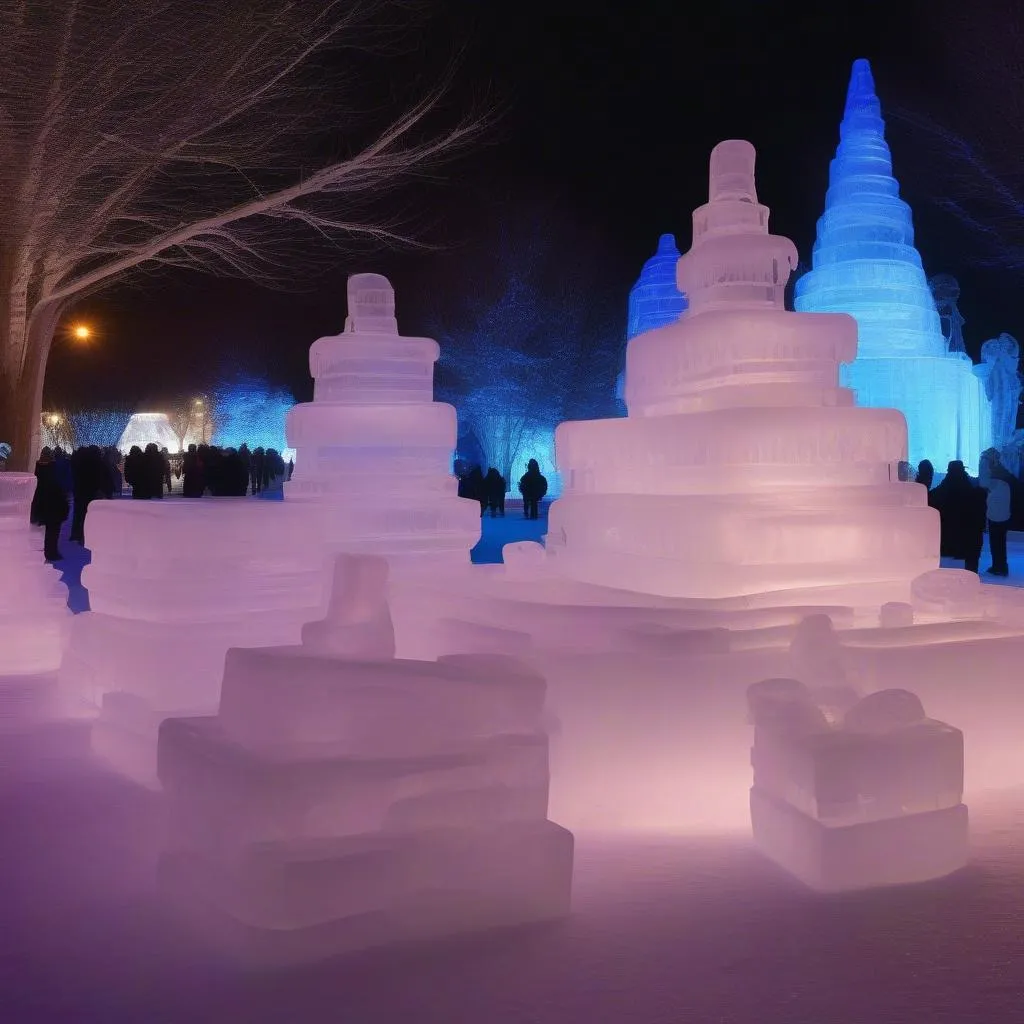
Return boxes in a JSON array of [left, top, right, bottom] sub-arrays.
[[61, 499, 329, 786], [626, 234, 688, 341], [158, 554, 573, 965], [284, 273, 480, 574], [0, 473, 71, 723], [747, 678, 968, 891], [977, 334, 1021, 451], [795, 59, 991, 471], [548, 139, 938, 602]]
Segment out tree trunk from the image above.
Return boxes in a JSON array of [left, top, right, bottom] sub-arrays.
[[0, 300, 62, 472]]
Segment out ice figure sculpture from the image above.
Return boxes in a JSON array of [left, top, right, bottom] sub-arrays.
[[794, 59, 991, 472], [929, 274, 967, 356], [976, 334, 1021, 451], [61, 499, 329, 786], [158, 554, 573, 964], [548, 139, 938, 602], [0, 473, 71, 722], [284, 274, 480, 574], [747, 678, 968, 891], [626, 234, 688, 341]]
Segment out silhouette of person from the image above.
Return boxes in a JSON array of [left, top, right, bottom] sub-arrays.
[[518, 458, 548, 520]]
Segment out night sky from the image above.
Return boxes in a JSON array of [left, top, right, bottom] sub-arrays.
[[44, 0, 1021, 412]]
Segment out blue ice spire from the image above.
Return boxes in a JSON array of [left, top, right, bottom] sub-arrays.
[[795, 58, 990, 470], [626, 234, 688, 341]]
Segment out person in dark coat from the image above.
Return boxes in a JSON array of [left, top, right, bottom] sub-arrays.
[[464, 465, 485, 515], [33, 449, 70, 561], [124, 445, 147, 499], [518, 458, 548, 520], [484, 467, 506, 517], [69, 446, 108, 545], [251, 447, 265, 495], [931, 460, 985, 568], [30, 447, 53, 524]]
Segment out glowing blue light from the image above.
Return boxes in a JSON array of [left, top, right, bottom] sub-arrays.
[[795, 59, 991, 471], [626, 234, 688, 342], [211, 375, 295, 456]]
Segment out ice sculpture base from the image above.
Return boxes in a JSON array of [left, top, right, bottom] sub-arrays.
[[158, 820, 574, 966], [750, 787, 968, 892]]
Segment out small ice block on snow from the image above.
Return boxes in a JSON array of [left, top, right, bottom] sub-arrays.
[[750, 786, 968, 892]]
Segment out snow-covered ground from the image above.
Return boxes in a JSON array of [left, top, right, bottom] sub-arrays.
[[1, 742, 1022, 1023]]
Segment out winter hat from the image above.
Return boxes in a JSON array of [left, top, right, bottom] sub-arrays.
[[0, 443, 11, 460]]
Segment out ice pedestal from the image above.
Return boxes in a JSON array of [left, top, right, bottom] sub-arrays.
[[284, 273, 479, 584], [61, 499, 329, 787], [747, 679, 967, 891], [158, 555, 573, 964], [0, 473, 72, 736]]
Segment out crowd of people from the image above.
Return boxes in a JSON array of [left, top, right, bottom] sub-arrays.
[[912, 448, 1014, 576], [456, 459, 549, 519], [16, 442, 293, 562]]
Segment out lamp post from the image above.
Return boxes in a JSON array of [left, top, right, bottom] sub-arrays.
[[194, 398, 208, 444]]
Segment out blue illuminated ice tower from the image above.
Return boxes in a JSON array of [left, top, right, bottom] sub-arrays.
[[618, 234, 689, 409], [795, 59, 990, 470], [626, 234, 688, 341]]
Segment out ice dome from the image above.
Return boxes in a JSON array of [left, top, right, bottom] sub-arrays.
[[117, 412, 191, 453]]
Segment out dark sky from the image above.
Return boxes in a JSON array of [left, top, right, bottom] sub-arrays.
[[44, 0, 1018, 411]]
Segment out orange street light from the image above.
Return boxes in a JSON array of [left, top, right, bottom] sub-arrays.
[[72, 324, 91, 341]]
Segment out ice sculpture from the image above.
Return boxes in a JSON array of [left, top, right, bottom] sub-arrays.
[[795, 59, 991, 471], [626, 234, 688, 341], [929, 274, 967, 355], [976, 334, 1021, 451], [548, 139, 938, 602], [158, 554, 573, 965], [61, 499, 329, 786], [117, 412, 195, 454], [0, 472, 71, 722], [747, 678, 968, 891], [284, 273, 480, 574]]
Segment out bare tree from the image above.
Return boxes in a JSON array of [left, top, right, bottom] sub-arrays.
[[0, 1, 485, 468], [432, 204, 622, 482], [166, 398, 201, 452]]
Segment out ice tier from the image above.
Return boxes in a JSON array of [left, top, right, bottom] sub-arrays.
[[0, 473, 70, 677], [547, 140, 938, 603], [284, 273, 480, 572]]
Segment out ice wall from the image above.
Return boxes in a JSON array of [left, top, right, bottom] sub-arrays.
[[795, 59, 991, 472]]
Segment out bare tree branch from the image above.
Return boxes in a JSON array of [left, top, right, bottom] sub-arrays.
[[0, 0, 490, 469]]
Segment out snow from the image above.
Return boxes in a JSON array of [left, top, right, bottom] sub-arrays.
[[2, 747, 1024, 1022]]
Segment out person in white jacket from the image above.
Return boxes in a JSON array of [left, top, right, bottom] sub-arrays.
[[979, 448, 1012, 577]]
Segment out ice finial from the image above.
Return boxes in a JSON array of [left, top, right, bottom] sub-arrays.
[[344, 273, 399, 335], [678, 140, 798, 314], [709, 140, 758, 204], [656, 233, 676, 252], [842, 58, 882, 128]]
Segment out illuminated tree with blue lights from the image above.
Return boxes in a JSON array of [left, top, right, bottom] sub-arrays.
[[210, 374, 294, 454], [795, 58, 991, 470]]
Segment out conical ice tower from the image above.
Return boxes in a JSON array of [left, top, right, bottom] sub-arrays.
[[626, 234, 688, 341], [794, 59, 990, 471]]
